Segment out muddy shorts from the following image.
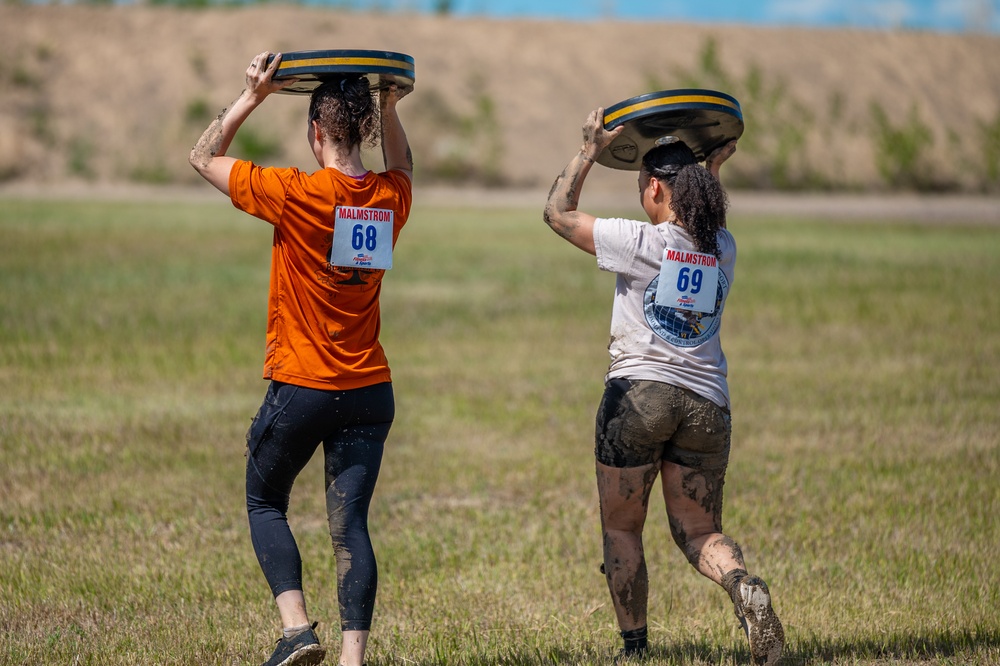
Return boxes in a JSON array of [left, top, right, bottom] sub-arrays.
[[595, 378, 731, 470]]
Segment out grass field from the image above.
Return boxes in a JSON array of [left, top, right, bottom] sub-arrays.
[[1, 196, 998, 665]]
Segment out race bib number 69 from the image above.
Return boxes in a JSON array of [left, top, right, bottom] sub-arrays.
[[329, 206, 394, 270], [654, 247, 719, 314]]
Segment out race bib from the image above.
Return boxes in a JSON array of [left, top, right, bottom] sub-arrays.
[[654, 247, 719, 314], [329, 206, 394, 270]]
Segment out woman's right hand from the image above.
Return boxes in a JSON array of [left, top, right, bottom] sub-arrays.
[[581, 108, 623, 161], [245, 52, 296, 101]]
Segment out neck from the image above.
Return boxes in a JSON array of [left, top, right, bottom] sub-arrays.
[[652, 207, 680, 227], [322, 143, 367, 177]]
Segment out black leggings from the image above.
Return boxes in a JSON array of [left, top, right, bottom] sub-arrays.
[[245, 380, 393, 632]]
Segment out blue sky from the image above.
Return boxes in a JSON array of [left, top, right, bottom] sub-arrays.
[[337, 0, 1000, 33]]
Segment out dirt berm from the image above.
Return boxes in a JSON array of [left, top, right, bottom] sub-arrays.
[[1, 5, 999, 200]]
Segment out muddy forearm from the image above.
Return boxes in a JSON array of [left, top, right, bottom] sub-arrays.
[[189, 90, 259, 171], [189, 108, 229, 170], [543, 151, 594, 238]]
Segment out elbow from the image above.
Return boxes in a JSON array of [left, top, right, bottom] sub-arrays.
[[543, 201, 571, 233], [543, 202, 560, 228], [188, 148, 205, 174], [542, 196, 563, 227]]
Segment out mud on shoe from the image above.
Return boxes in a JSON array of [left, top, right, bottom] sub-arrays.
[[261, 621, 326, 666], [733, 576, 784, 666]]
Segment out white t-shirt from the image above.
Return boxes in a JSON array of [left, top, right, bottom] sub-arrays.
[[593, 217, 736, 409]]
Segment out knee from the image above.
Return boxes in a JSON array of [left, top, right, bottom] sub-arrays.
[[669, 519, 744, 569], [326, 498, 370, 551], [327, 505, 348, 547], [670, 530, 702, 567], [246, 464, 290, 517], [668, 515, 707, 567], [246, 491, 289, 519]]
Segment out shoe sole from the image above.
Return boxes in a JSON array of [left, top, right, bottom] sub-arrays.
[[737, 577, 784, 666], [277, 644, 326, 666]]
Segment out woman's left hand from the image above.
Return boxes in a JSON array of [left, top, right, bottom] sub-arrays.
[[705, 140, 737, 179], [380, 82, 409, 111]]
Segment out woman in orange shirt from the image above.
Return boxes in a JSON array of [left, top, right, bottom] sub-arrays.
[[190, 51, 412, 666]]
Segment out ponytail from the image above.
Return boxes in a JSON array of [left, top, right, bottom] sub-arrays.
[[308, 76, 378, 149], [669, 164, 728, 257]]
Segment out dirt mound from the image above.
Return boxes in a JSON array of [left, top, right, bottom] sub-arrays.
[[1, 5, 999, 193]]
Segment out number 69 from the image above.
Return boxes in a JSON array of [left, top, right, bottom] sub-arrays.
[[676, 267, 703, 294]]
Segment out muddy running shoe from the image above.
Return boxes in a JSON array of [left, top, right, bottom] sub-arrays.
[[733, 576, 784, 665], [261, 622, 326, 666]]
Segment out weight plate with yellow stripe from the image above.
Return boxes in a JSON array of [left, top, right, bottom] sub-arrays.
[[598, 89, 743, 170], [264, 50, 415, 95]]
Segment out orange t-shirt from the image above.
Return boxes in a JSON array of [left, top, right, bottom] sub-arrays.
[[230, 161, 412, 391]]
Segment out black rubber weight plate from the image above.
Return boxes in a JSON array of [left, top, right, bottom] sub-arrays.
[[598, 89, 743, 169], [264, 50, 415, 95]]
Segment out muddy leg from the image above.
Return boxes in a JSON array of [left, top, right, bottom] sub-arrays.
[[596, 460, 660, 632], [661, 460, 745, 585]]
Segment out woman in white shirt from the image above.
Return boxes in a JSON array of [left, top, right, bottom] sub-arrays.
[[543, 108, 783, 666]]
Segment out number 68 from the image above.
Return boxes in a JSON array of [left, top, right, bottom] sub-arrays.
[[352, 224, 378, 252]]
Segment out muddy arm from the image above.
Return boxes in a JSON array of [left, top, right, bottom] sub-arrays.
[[189, 51, 293, 195], [543, 108, 623, 256], [379, 83, 412, 181]]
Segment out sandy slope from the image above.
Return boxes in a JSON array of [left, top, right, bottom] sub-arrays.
[[1, 5, 999, 195]]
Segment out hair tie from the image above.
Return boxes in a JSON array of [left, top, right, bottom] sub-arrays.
[[340, 78, 346, 92]]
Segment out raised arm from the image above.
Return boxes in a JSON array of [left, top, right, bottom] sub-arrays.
[[189, 51, 294, 195], [703, 139, 737, 228], [379, 83, 412, 182], [543, 108, 623, 255], [704, 139, 737, 181]]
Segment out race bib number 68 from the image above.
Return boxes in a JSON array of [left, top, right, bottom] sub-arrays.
[[329, 206, 394, 270], [654, 247, 719, 314]]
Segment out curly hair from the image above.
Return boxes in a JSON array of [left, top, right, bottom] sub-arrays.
[[308, 76, 379, 149], [642, 141, 729, 258]]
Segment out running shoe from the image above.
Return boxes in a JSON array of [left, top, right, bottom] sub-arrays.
[[261, 622, 326, 666], [733, 576, 784, 665]]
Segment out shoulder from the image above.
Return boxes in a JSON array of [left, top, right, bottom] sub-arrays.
[[234, 160, 301, 181], [233, 161, 302, 193], [373, 170, 413, 210], [717, 228, 736, 256], [230, 161, 302, 210], [375, 169, 413, 191], [594, 217, 652, 272], [595, 216, 646, 237]]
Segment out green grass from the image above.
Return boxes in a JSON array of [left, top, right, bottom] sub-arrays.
[[1, 198, 998, 665]]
